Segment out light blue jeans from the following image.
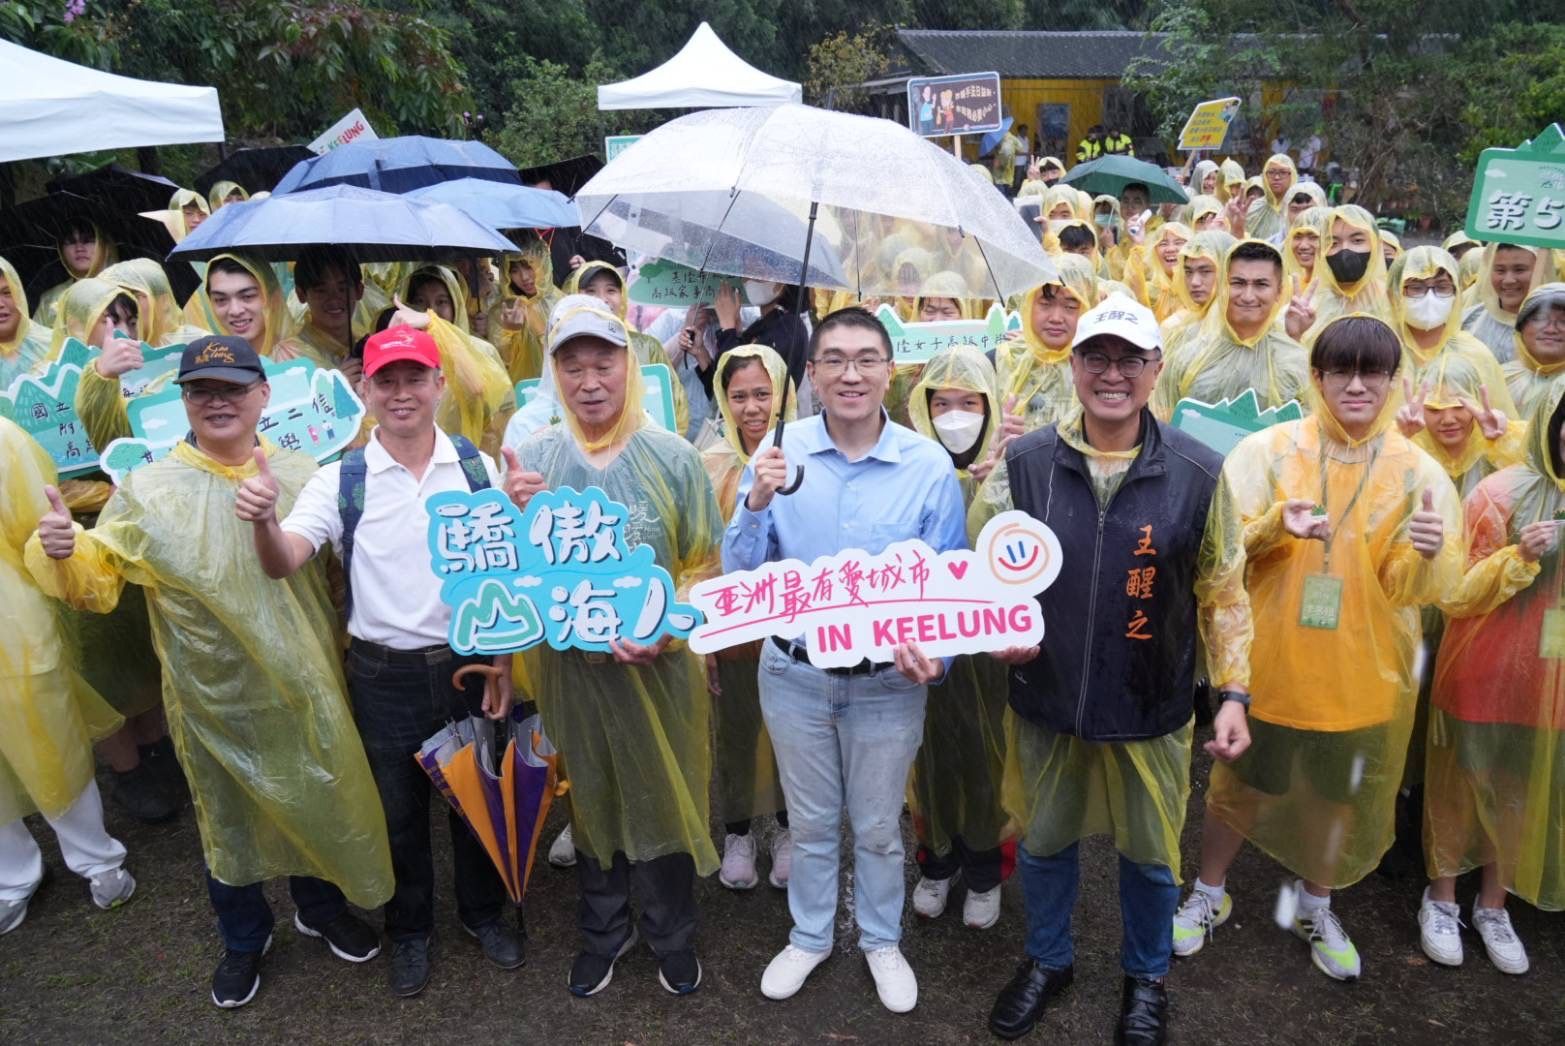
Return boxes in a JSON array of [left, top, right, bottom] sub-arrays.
[[757, 639, 927, 953]]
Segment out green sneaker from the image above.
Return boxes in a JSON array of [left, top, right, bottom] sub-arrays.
[[1172, 889, 1232, 957], [1292, 904, 1361, 981]]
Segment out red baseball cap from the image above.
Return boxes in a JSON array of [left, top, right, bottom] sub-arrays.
[[363, 325, 440, 377]]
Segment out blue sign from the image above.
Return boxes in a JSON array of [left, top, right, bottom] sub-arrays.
[[427, 485, 700, 656]]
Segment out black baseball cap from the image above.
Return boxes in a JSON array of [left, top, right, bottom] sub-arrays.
[[175, 335, 265, 385]]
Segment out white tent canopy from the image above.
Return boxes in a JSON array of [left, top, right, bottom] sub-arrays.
[[597, 22, 802, 111], [0, 40, 225, 164]]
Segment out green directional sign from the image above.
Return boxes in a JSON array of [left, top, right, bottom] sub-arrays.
[[875, 302, 1022, 364], [1170, 389, 1304, 458], [1464, 123, 1565, 251]]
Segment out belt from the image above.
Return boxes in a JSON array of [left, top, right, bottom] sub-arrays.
[[349, 638, 455, 666], [771, 636, 887, 677]]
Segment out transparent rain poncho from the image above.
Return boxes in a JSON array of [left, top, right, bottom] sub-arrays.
[[1203, 336, 1464, 888], [1425, 382, 1565, 909], [509, 323, 724, 871], [100, 258, 209, 347], [563, 261, 689, 436], [1283, 207, 1331, 298], [1502, 283, 1565, 419], [1301, 205, 1394, 346], [0, 255, 54, 390], [24, 440, 393, 903], [485, 239, 561, 385], [1389, 246, 1518, 420], [700, 345, 791, 824], [1093, 195, 1133, 282], [1244, 155, 1297, 243], [1462, 244, 1559, 364], [1124, 222, 1192, 322], [207, 180, 249, 211], [32, 221, 116, 327], [1182, 193, 1222, 232], [993, 253, 1096, 433], [182, 252, 289, 357], [0, 418, 122, 824], [400, 264, 517, 455], [1217, 158, 1247, 204], [1192, 160, 1220, 199], [1152, 239, 1310, 420], [905, 345, 1012, 856], [1161, 229, 1236, 356], [1413, 353, 1525, 498]]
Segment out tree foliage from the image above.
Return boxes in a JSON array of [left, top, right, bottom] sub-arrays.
[[805, 26, 897, 112]]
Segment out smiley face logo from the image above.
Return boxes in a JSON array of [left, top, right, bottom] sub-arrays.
[[981, 513, 1062, 591]]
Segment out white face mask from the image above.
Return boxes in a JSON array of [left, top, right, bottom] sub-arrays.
[[1404, 292, 1454, 331], [933, 409, 985, 454], [744, 280, 780, 306]]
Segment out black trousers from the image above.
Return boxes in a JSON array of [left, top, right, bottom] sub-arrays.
[[918, 836, 1004, 893], [576, 850, 697, 958]]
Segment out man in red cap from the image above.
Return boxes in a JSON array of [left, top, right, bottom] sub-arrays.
[[244, 325, 521, 998]]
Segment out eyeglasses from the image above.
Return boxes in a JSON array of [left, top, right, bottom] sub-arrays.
[[812, 353, 889, 376], [1319, 368, 1393, 388], [181, 380, 260, 405], [1402, 285, 1455, 299], [1077, 351, 1158, 377]]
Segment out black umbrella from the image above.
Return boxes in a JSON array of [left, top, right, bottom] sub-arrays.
[[46, 164, 184, 217], [518, 153, 604, 197], [196, 146, 316, 197]]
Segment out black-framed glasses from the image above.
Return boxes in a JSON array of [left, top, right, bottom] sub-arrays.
[[181, 380, 261, 405], [1077, 350, 1159, 377], [812, 353, 890, 376]]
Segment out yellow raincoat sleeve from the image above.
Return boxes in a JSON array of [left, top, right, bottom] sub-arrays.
[[1194, 482, 1253, 690], [1437, 479, 1542, 618], [1376, 460, 1464, 608], [25, 491, 146, 616], [967, 454, 1016, 543], [425, 312, 515, 453], [75, 361, 134, 451]]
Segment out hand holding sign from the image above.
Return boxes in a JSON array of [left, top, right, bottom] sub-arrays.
[[892, 642, 942, 685], [235, 447, 280, 523], [37, 485, 76, 559]]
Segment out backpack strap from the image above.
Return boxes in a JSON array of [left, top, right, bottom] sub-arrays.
[[450, 434, 492, 493], [336, 447, 369, 618]]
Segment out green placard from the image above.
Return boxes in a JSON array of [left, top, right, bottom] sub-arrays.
[[0, 362, 97, 477], [627, 259, 740, 307], [1170, 389, 1304, 458], [605, 135, 642, 163], [514, 362, 676, 432], [1463, 124, 1565, 251], [876, 302, 1022, 364]]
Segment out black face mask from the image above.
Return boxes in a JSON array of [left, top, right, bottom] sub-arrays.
[[1327, 248, 1370, 285]]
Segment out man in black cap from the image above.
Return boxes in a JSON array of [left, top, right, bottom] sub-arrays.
[[30, 334, 392, 1010]]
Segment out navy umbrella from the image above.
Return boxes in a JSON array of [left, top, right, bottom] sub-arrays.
[[272, 136, 521, 196], [196, 146, 315, 197], [167, 184, 516, 263], [405, 178, 577, 232]]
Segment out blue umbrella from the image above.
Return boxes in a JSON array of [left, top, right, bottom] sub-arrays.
[[167, 184, 516, 263], [405, 178, 577, 231], [273, 135, 521, 195], [980, 117, 1014, 158]]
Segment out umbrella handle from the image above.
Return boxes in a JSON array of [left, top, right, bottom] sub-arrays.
[[775, 200, 819, 498], [452, 663, 508, 723]]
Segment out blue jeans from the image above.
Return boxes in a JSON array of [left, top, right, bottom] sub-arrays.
[[757, 640, 926, 953], [1019, 841, 1178, 979], [206, 871, 344, 953]]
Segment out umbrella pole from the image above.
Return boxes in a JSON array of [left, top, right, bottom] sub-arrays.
[[773, 200, 817, 497]]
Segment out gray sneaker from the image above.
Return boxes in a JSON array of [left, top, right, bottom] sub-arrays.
[[89, 867, 137, 910]]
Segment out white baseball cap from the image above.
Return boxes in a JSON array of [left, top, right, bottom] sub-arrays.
[[1071, 293, 1162, 353], [547, 293, 629, 354]]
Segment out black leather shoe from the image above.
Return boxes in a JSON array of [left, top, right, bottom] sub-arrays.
[[988, 959, 1074, 1040], [388, 937, 432, 998], [1115, 975, 1168, 1046], [463, 918, 525, 970]]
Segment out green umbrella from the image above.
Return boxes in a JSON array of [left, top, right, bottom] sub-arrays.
[[1061, 154, 1190, 205]]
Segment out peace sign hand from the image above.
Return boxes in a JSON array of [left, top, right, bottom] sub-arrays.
[[1396, 376, 1431, 438], [1457, 384, 1508, 442], [1284, 279, 1316, 341]]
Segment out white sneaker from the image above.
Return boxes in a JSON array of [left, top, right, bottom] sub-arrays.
[[720, 833, 759, 890], [1292, 901, 1362, 981], [865, 945, 918, 1013], [1472, 902, 1529, 975], [962, 884, 1001, 929], [1172, 888, 1232, 957], [768, 829, 792, 889], [911, 875, 952, 918], [760, 943, 830, 1000], [89, 867, 136, 911], [547, 823, 577, 868], [0, 896, 30, 935], [1417, 889, 1463, 967]]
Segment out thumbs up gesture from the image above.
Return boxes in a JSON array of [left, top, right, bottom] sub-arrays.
[[1409, 488, 1445, 560], [235, 447, 281, 523], [501, 446, 546, 511], [37, 485, 76, 560]]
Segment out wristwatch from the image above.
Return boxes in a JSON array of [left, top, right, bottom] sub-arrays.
[[1216, 689, 1251, 709]]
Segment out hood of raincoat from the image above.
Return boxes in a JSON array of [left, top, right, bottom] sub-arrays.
[[1286, 181, 1327, 223], [1441, 230, 1478, 256], [1525, 377, 1565, 490], [204, 252, 287, 356], [1, 255, 38, 357], [1388, 246, 1464, 361], [1305, 205, 1393, 340], [1135, 221, 1193, 314], [1414, 352, 1503, 479], [1019, 253, 1097, 364], [1476, 242, 1558, 327], [1170, 229, 1236, 318], [1284, 206, 1332, 294], [1259, 154, 1299, 210], [1513, 282, 1565, 377], [562, 260, 631, 322], [171, 188, 210, 241], [56, 220, 116, 285], [1040, 184, 1085, 223], [500, 238, 557, 302], [1217, 157, 1246, 203], [1044, 219, 1101, 269], [401, 263, 474, 331], [908, 343, 1001, 487], [1380, 229, 1403, 260], [208, 180, 249, 211], [1210, 238, 1290, 347], [100, 258, 190, 347], [1192, 159, 1220, 196], [916, 270, 980, 321], [1458, 246, 1486, 293], [50, 276, 139, 356], [546, 295, 645, 451], [713, 343, 794, 462], [1184, 194, 1222, 230]]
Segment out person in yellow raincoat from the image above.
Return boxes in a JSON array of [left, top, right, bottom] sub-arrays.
[[0, 418, 134, 935], [1462, 243, 1559, 363], [269, 247, 364, 380], [1192, 159, 1221, 199], [1380, 229, 1403, 267], [1288, 205, 1394, 346], [1441, 230, 1479, 263], [142, 188, 210, 243], [903, 345, 1013, 931], [27, 334, 393, 1005], [1152, 240, 1309, 420], [32, 218, 117, 326], [1217, 157, 1246, 205], [1243, 155, 1297, 242], [1502, 283, 1565, 419], [485, 236, 560, 384], [701, 346, 793, 892], [501, 294, 723, 996], [0, 256, 54, 389], [1390, 246, 1518, 418], [100, 258, 210, 347], [1173, 315, 1462, 983], [877, 271, 980, 426], [992, 253, 1097, 434], [185, 253, 289, 356], [1282, 206, 1331, 299], [208, 180, 249, 211], [1092, 195, 1134, 282], [399, 265, 517, 455], [1161, 230, 1236, 356], [566, 261, 691, 435], [1124, 222, 1192, 321], [1457, 241, 1487, 295], [1419, 382, 1565, 975], [1183, 194, 1223, 232], [1040, 184, 1086, 223], [1043, 220, 1133, 300]]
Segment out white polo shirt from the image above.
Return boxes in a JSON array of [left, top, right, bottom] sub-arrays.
[[282, 428, 500, 649]]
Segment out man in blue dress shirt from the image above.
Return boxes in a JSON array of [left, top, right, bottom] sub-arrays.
[[722, 307, 966, 1015]]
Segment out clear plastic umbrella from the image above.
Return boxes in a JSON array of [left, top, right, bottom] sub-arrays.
[[573, 104, 1056, 302]]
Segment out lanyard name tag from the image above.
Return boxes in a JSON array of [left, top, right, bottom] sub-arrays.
[[1299, 573, 1343, 630], [1541, 608, 1565, 659]]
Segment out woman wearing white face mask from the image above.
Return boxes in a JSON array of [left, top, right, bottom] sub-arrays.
[[902, 344, 1015, 931], [712, 280, 811, 396], [1389, 247, 1519, 421]]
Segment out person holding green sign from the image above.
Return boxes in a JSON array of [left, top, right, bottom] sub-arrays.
[[100, 258, 210, 347], [0, 257, 53, 390], [1502, 283, 1565, 418], [1174, 315, 1461, 983], [1463, 243, 1559, 364]]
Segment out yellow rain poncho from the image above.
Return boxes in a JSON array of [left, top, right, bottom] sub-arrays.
[[905, 346, 1011, 858], [1124, 222, 1192, 322], [511, 312, 724, 872], [1161, 230, 1236, 355], [1192, 160, 1221, 199], [1442, 230, 1479, 259], [100, 258, 208, 347], [185, 253, 289, 357], [1184, 194, 1223, 231], [1152, 240, 1310, 420], [1204, 335, 1463, 888], [485, 241, 561, 384], [993, 253, 1097, 432], [0, 419, 122, 824], [1390, 246, 1518, 419], [700, 346, 791, 824], [1040, 184, 1087, 223], [1283, 206, 1331, 298], [400, 265, 517, 455], [1217, 157, 1247, 205], [24, 439, 393, 904], [1093, 195, 1133, 281], [49, 275, 139, 358], [1502, 283, 1565, 420], [0, 256, 54, 389], [1413, 353, 1525, 498], [1380, 229, 1403, 262], [1457, 244, 1486, 294], [32, 222, 117, 327], [142, 189, 209, 244], [1425, 382, 1565, 909], [1301, 205, 1394, 345], [563, 261, 689, 436], [881, 270, 979, 425], [1245, 155, 1298, 242], [1463, 243, 1559, 364], [207, 180, 249, 211]]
